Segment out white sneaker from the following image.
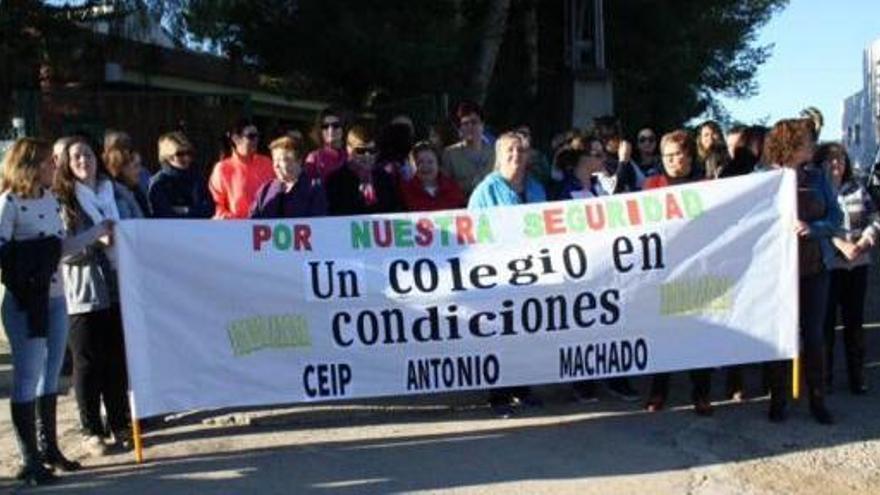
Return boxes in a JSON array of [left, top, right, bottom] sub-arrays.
[[81, 434, 108, 457]]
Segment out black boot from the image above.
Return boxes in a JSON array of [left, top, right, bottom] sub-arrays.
[[767, 361, 789, 423], [11, 401, 57, 486], [847, 345, 867, 395], [37, 394, 82, 472], [825, 346, 834, 393], [768, 397, 787, 423], [809, 390, 834, 425], [845, 330, 868, 395]]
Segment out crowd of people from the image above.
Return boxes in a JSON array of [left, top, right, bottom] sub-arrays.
[[2, 99, 879, 486]]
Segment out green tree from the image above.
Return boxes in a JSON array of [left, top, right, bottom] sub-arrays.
[[605, 0, 787, 132], [179, 0, 785, 134], [2, 1, 788, 138], [184, 0, 478, 107]]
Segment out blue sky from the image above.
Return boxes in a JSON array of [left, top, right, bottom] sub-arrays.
[[719, 0, 880, 139]]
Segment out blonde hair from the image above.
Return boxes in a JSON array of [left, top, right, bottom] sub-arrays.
[[1, 137, 51, 198], [269, 135, 304, 158], [158, 131, 194, 164]]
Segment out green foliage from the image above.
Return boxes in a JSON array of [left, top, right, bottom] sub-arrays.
[[185, 0, 477, 106], [605, 0, 787, 133], [179, 0, 786, 135], [1, 0, 788, 139]]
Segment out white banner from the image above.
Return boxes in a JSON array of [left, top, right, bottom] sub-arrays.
[[118, 170, 798, 418]]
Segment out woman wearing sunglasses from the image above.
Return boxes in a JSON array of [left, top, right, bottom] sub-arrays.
[[305, 107, 348, 182], [634, 127, 662, 181], [148, 132, 215, 218], [325, 125, 401, 215], [209, 119, 274, 219]]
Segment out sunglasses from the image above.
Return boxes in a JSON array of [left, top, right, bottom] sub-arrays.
[[242, 132, 259, 141], [321, 122, 342, 130], [638, 136, 656, 143], [174, 150, 193, 158], [352, 146, 376, 156]]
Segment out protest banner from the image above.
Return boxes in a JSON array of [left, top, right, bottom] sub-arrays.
[[117, 170, 797, 421]]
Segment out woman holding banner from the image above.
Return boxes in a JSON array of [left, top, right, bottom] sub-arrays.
[[55, 136, 137, 454], [0, 138, 110, 484], [762, 119, 841, 424], [468, 131, 546, 418], [643, 130, 714, 416]]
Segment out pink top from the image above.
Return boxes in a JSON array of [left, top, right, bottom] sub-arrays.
[[304, 147, 347, 182], [209, 153, 275, 219]]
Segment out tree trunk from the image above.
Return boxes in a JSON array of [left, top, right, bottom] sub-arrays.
[[470, 0, 511, 105]]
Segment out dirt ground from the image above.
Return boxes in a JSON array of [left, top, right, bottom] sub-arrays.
[[2, 334, 880, 495], [1, 268, 879, 494]]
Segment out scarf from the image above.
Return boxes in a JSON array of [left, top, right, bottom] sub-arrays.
[[75, 180, 120, 266], [350, 163, 377, 206]]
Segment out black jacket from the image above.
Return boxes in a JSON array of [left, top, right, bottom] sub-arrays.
[[325, 164, 402, 216], [148, 164, 215, 218], [0, 237, 62, 338]]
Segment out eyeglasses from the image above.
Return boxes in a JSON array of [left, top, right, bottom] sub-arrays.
[[243, 132, 259, 141], [321, 122, 342, 130], [638, 136, 656, 143], [352, 146, 376, 156]]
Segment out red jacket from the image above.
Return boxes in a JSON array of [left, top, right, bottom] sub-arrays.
[[643, 173, 703, 190], [642, 174, 670, 190], [399, 175, 466, 212], [304, 147, 347, 182], [209, 153, 275, 219]]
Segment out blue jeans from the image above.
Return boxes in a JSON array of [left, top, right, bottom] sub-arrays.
[[2, 292, 69, 402]]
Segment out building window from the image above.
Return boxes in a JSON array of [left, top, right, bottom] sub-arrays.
[[855, 124, 861, 146]]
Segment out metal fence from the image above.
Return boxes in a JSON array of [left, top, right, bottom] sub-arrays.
[[16, 89, 254, 176]]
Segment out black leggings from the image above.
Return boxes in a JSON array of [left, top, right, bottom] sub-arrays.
[[68, 305, 130, 436], [824, 266, 868, 384]]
